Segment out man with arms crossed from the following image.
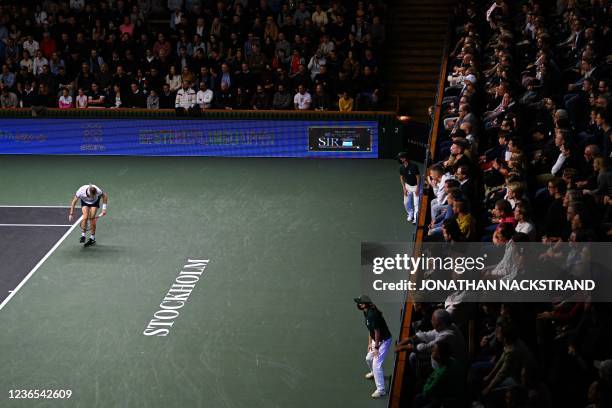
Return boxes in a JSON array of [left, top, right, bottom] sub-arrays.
[[69, 184, 108, 247], [355, 295, 392, 398]]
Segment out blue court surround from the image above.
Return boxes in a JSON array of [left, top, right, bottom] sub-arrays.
[[0, 119, 378, 158]]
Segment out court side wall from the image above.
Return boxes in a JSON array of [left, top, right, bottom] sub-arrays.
[[0, 109, 409, 158]]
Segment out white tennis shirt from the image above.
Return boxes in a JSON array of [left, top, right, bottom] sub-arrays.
[[76, 184, 104, 205]]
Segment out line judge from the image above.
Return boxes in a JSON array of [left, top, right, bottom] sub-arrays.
[[355, 294, 392, 398]]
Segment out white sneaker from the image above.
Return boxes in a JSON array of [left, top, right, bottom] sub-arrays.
[[364, 372, 374, 380], [371, 390, 387, 398], [406, 215, 413, 222], [412, 219, 417, 225]]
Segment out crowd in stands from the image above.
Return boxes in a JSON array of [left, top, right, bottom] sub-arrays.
[[0, 0, 386, 112], [398, 0, 612, 407]]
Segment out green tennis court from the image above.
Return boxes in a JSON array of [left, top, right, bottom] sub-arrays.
[[0, 155, 412, 407]]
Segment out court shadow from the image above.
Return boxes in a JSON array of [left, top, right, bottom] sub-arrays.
[[77, 244, 126, 256]]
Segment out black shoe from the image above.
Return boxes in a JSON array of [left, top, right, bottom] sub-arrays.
[[79, 236, 86, 243], [84, 238, 96, 247]]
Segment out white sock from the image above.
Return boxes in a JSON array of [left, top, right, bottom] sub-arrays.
[[90, 235, 95, 240], [81, 232, 85, 237]]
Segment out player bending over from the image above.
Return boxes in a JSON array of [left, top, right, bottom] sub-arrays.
[[69, 184, 108, 247]]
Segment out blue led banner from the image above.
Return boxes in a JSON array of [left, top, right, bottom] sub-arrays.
[[0, 119, 378, 158]]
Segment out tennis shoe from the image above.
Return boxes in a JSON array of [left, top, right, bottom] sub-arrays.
[[365, 372, 374, 380], [371, 390, 386, 398], [84, 238, 96, 247], [79, 236, 86, 243]]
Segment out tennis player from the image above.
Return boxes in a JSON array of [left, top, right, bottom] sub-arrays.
[[68, 184, 108, 247]]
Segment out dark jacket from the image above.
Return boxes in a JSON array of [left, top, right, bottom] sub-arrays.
[[125, 91, 147, 108], [312, 92, 332, 110]]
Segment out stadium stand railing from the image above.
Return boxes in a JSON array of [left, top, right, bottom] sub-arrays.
[[0, 107, 397, 121], [388, 14, 454, 408]]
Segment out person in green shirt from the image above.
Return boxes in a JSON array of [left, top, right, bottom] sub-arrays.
[[415, 340, 464, 408]]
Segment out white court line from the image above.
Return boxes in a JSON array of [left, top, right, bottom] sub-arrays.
[[0, 205, 70, 208], [0, 224, 73, 227], [0, 215, 83, 312]]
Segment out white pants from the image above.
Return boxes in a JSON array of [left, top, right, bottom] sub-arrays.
[[365, 337, 392, 392], [403, 183, 419, 219]]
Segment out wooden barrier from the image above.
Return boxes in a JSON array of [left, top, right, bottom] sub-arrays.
[[388, 15, 453, 408]]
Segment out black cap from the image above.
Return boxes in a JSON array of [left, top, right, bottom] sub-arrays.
[[354, 294, 372, 304], [397, 152, 409, 160]]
